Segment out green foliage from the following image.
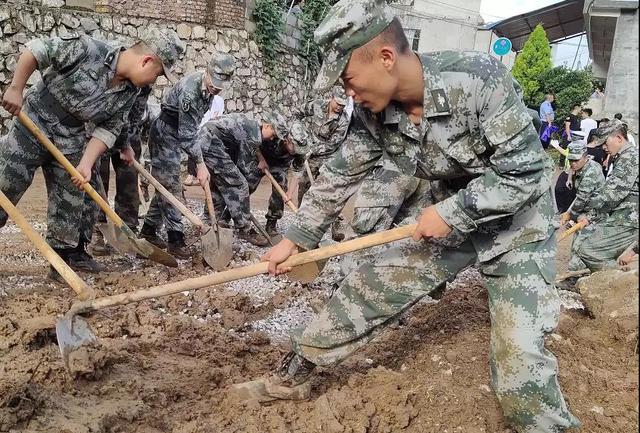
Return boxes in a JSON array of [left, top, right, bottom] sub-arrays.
[[537, 66, 594, 122], [512, 24, 553, 106], [253, 0, 286, 75], [299, 0, 335, 73]]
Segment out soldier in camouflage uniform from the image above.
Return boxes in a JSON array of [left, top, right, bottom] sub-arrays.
[[194, 112, 287, 246], [0, 27, 183, 276], [91, 85, 152, 255], [140, 52, 235, 258], [240, 1, 581, 432], [572, 120, 639, 272], [246, 119, 307, 237], [557, 141, 606, 272]]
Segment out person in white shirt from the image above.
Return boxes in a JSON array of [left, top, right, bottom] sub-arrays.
[[184, 90, 226, 186], [580, 108, 597, 138]]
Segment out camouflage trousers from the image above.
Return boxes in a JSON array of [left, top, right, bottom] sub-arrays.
[[96, 140, 141, 231], [0, 114, 97, 249], [291, 233, 580, 433], [571, 217, 639, 272], [143, 120, 185, 233], [247, 162, 289, 221], [202, 138, 255, 230]]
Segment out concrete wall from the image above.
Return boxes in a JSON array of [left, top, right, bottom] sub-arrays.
[[602, 8, 639, 133], [392, 0, 515, 69]]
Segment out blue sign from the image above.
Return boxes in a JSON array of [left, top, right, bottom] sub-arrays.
[[492, 37, 512, 56]]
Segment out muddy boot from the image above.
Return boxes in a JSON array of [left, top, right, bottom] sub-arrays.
[[90, 230, 113, 256], [265, 218, 278, 237], [238, 227, 269, 247], [167, 230, 191, 259], [231, 351, 315, 403], [53, 243, 105, 274], [218, 219, 232, 229], [139, 223, 167, 249]]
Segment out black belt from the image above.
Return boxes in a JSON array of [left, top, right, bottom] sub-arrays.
[[37, 86, 84, 128], [159, 111, 179, 129]]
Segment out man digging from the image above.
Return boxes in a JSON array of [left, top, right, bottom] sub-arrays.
[[234, 1, 580, 432]]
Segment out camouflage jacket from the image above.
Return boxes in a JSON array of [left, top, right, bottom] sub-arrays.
[[298, 98, 351, 157], [24, 33, 139, 154], [117, 85, 152, 151], [196, 113, 262, 163], [288, 51, 555, 262], [589, 142, 639, 228], [159, 71, 213, 163], [567, 158, 605, 220]]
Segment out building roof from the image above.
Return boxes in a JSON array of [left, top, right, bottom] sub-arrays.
[[482, 0, 585, 51]]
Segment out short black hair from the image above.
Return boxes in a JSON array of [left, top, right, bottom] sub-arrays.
[[354, 17, 410, 62], [582, 108, 593, 116], [614, 113, 623, 120]]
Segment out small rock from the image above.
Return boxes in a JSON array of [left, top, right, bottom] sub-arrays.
[[60, 15, 80, 29], [206, 29, 218, 43], [431, 354, 441, 363], [590, 405, 604, 415], [41, 13, 55, 32], [176, 23, 191, 39], [479, 384, 491, 393], [192, 25, 206, 39], [18, 11, 37, 33], [100, 16, 112, 31], [4, 22, 17, 35], [0, 7, 10, 24]]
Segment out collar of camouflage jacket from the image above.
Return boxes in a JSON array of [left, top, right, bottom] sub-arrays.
[[104, 45, 136, 92], [380, 52, 451, 143]]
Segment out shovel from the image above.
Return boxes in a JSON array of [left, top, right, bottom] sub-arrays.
[[203, 180, 234, 270], [55, 223, 418, 369], [131, 160, 232, 270], [262, 168, 324, 283], [17, 111, 177, 268], [0, 189, 94, 301]]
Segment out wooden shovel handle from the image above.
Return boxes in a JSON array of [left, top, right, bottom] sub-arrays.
[[263, 168, 298, 212], [131, 159, 204, 228], [17, 111, 124, 227], [202, 180, 219, 229], [558, 220, 588, 241], [304, 159, 314, 184], [0, 190, 93, 300], [88, 223, 418, 310]]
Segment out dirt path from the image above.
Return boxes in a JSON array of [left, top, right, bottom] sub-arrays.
[[0, 172, 637, 433]]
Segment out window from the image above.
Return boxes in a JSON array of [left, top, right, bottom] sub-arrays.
[[404, 28, 421, 51]]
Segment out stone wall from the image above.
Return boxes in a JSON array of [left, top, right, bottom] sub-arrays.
[[0, 0, 311, 133]]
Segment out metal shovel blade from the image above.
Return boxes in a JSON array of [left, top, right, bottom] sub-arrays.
[[98, 221, 178, 268], [55, 313, 97, 371], [288, 260, 325, 284], [201, 226, 234, 270]]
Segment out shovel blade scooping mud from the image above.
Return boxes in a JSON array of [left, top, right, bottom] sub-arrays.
[[97, 221, 178, 267], [56, 313, 97, 370], [201, 225, 234, 270]]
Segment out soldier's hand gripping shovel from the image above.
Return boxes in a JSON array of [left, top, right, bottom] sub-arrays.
[[17, 111, 177, 268], [0, 189, 94, 301], [262, 168, 323, 283], [558, 220, 588, 241], [56, 223, 418, 370], [131, 160, 232, 269]]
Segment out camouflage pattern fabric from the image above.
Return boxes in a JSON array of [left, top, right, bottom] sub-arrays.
[[196, 114, 262, 228], [143, 72, 212, 233], [567, 158, 605, 221], [574, 141, 639, 271], [0, 34, 145, 249], [284, 45, 578, 432], [96, 86, 151, 230]]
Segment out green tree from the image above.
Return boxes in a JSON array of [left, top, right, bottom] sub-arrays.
[[536, 66, 594, 122], [512, 24, 553, 107]]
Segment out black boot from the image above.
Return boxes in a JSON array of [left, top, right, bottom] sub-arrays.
[[167, 230, 191, 259], [139, 222, 167, 249], [53, 243, 105, 274], [265, 218, 278, 237]]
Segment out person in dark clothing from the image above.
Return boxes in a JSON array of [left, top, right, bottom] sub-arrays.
[[587, 127, 608, 176]]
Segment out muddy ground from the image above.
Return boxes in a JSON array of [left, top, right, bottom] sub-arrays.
[[0, 171, 637, 433]]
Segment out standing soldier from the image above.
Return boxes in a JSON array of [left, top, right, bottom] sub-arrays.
[[195, 112, 288, 246], [242, 1, 580, 432], [572, 119, 639, 271], [139, 52, 235, 258], [0, 27, 183, 277], [91, 85, 153, 255], [558, 140, 606, 273]]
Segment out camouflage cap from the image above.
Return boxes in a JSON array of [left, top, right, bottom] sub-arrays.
[[313, 0, 395, 91], [567, 140, 587, 160], [263, 110, 288, 139], [208, 52, 236, 90], [138, 27, 185, 83], [289, 121, 309, 155], [332, 86, 348, 106], [594, 119, 628, 145]]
